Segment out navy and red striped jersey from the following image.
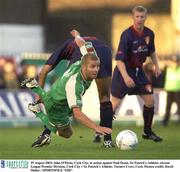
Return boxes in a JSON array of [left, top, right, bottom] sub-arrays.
[[115, 26, 155, 68]]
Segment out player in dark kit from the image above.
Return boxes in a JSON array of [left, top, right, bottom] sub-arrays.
[[111, 6, 163, 142], [32, 30, 114, 148]]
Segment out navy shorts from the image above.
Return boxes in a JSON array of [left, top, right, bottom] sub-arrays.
[[111, 66, 153, 99], [69, 45, 112, 78], [95, 45, 112, 78]]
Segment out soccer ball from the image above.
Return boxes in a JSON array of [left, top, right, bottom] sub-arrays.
[[116, 130, 138, 150]]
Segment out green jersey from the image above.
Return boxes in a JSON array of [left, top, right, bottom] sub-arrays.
[[42, 61, 92, 126]]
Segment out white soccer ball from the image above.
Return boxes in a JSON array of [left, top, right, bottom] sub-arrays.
[[116, 130, 138, 150]]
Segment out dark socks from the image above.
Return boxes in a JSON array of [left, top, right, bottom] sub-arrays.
[[143, 105, 154, 133], [42, 126, 51, 136], [99, 101, 114, 141]]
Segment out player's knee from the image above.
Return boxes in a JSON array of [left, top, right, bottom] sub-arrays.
[[56, 129, 73, 138], [64, 130, 73, 138], [144, 99, 155, 108], [95, 78, 111, 102], [99, 96, 110, 102]]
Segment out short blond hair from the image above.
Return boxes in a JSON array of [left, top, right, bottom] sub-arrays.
[[81, 53, 100, 66], [132, 6, 147, 14]]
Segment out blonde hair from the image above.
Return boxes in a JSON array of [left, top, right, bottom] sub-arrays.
[[132, 6, 147, 14], [81, 53, 100, 66]]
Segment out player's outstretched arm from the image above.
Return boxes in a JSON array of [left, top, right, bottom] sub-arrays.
[[35, 64, 53, 102], [150, 52, 161, 77], [70, 29, 86, 48], [39, 64, 53, 87], [72, 107, 112, 135]]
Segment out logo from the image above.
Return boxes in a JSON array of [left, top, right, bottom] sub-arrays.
[[2, 160, 29, 169], [1, 160, 5, 168], [133, 45, 148, 53], [133, 40, 138, 44]]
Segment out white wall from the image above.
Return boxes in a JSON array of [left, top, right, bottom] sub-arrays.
[[0, 24, 44, 54]]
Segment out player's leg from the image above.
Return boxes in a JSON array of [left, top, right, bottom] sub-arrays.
[[140, 94, 163, 142], [21, 78, 53, 146], [21, 78, 46, 101], [29, 103, 57, 133], [140, 94, 154, 133], [163, 92, 173, 126], [32, 124, 51, 147], [30, 101, 72, 146], [111, 96, 123, 113], [95, 77, 114, 147], [40, 126, 51, 138], [93, 45, 115, 147], [176, 92, 180, 122], [111, 66, 127, 115], [32, 129, 51, 148], [21, 78, 54, 146], [21, 78, 38, 88], [28, 102, 57, 147]]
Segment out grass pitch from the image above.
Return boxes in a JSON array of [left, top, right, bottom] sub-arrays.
[[0, 123, 180, 159]]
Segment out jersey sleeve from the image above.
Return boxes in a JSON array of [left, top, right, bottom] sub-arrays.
[[115, 32, 128, 61], [148, 32, 155, 55], [65, 74, 83, 109], [45, 39, 75, 68]]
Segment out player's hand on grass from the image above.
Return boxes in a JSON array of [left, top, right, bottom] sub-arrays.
[[95, 126, 112, 135], [124, 75, 135, 88]]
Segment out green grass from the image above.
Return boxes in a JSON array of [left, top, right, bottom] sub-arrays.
[[0, 123, 180, 159]]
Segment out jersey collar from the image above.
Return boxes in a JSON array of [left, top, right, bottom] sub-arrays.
[[131, 25, 144, 37]]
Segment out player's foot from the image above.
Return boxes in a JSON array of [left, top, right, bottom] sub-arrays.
[[28, 102, 41, 113], [21, 78, 38, 88], [93, 134, 101, 143], [103, 140, 115, 148], [32, 134, 51, 148], [142, 131, 163, 142]]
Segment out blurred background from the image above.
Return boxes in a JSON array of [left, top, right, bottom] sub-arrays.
[[0, 0, 180, 127]]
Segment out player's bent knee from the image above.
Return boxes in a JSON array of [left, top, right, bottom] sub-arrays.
[[56, 128, 73, 138], [64, 130, 73, 138]]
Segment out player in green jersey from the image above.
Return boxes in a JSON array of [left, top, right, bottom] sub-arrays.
[[21, 53, 112, 139]]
